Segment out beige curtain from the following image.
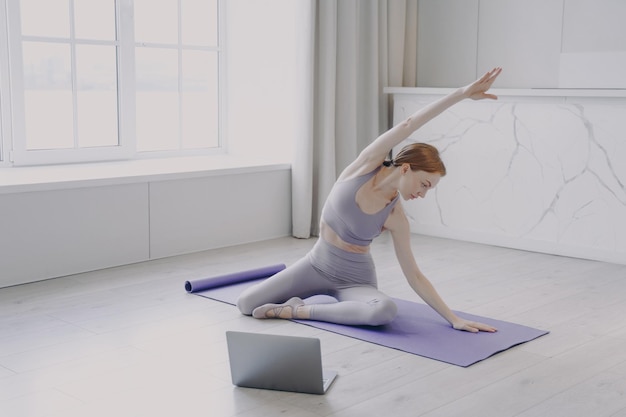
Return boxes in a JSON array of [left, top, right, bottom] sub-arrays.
[[292, 0, 418, 239]]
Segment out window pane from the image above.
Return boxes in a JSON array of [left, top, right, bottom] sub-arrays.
[[22, 42, 71, 89], [24, 91, 73, 150], [136, 48, 179, 152], [74, 0, 116, 40], [134, 0, 178, 44], [22, 42, 73, 150], [181, 0, 218, 46], [20, 0, 70, 38], [135, 48, 178, 91], [182, 50, 218, 149], [76, 45, 119, 147]]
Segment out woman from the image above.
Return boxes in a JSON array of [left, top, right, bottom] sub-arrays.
[[237, 68, 502, 333]]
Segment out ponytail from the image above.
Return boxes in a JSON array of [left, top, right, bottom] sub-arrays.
[[385, 143, 446, 176]]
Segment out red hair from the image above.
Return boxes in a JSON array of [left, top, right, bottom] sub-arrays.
[[384, 143, 446, 176]]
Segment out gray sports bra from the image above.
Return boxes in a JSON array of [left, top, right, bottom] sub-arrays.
[[321, 167, 399, 246]]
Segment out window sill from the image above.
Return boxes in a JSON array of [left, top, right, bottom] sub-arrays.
[[0, 155, 291, 195]]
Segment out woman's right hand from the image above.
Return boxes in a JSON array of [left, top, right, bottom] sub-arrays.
[[462, 67, 502, 100]]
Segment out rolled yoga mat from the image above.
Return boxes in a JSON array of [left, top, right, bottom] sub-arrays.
[[186, 266, 548, 367], [184, 264, 286, 293]]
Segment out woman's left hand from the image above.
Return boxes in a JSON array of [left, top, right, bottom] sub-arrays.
[[462, 67, 502, 101], [452, 318, 498, 333]]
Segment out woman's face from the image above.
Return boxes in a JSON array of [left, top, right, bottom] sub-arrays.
[[399, 166, 441, 201]]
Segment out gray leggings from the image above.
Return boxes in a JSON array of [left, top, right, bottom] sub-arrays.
[[236, 239, 398, 326]]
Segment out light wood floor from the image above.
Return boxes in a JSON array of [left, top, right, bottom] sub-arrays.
[[2, 233, 626, 417]]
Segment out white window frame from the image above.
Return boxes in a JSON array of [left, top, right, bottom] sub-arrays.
[[133, 0, 226, 159], [3, 0, 224, 167]]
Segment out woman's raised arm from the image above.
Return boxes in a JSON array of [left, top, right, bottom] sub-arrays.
[[340, 67, 502, 180]]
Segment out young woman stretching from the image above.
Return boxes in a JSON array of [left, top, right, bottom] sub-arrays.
[[237, 68, 502, 333]]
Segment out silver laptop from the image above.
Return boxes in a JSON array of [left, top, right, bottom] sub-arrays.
[[225, 331, 338, 395]]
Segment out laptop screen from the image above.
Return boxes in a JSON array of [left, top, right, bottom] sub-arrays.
[[226, 331, 336, 395]]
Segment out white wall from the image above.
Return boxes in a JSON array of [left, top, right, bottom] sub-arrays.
[[1, 184, 150, 285], [0, 167, 291, 288], [417, 0, 626, 89], [226, 0, 307, 163], [416, 0, 480, 87], [149, 170, 291, 259]]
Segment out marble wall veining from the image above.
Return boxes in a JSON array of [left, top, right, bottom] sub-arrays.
[[389, 90, 626, 265]]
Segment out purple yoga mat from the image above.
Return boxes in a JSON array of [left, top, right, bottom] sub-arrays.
[[187, 269, 548, 367], [184, 264, 286, 293], [295, 296, 548, 367]]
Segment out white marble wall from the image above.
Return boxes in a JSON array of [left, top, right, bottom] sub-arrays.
[[390, 90, 626, 265]]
